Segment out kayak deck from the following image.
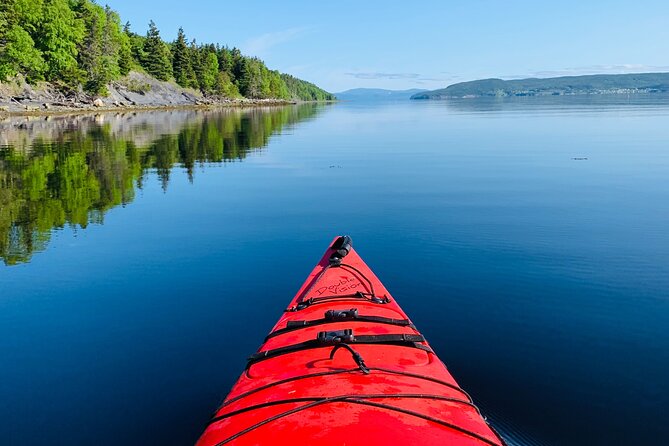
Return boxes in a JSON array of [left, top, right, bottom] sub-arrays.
[[197, 236, 505, 446]]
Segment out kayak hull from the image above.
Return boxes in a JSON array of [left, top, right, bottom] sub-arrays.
[[197, 237, 505, 446]]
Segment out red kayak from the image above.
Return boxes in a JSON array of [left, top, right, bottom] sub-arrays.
[[197, 236, 506, 446]]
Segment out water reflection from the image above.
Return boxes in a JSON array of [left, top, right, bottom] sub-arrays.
[[439, 93, 669, 114], [0, 105, 324, 265]]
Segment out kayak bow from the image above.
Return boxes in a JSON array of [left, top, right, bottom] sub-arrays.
[[196, 236, 505, 446]]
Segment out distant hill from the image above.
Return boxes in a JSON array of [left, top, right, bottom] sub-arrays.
[[411, 73, 669, 99], [337, 88, 428, 101]]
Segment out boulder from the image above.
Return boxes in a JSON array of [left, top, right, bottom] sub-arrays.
[[93, 98, 104, 107]]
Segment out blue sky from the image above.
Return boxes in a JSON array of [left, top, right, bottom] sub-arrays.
[[111, 0, 669, 92]]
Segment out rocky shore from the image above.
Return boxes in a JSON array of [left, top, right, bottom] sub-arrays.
[[0, 71, 296, 117]]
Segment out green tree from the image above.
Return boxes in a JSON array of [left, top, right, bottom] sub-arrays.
[[126, 23, 146, 68], [100, 6, 123, 78], [216, 46, 234, 77], [141, 20, 171, 80], [215, 71, 240, 98], [269, 70, 289, 99], [0, 25, 47, 81], [117, 28, 133, 75], [35, 0, 85, 82], [172, 27, 194, 87], [0, 0, 46, 80], [230, 47, 243, 82], [237, 57, 262, 98], [190, 41, 204, 89], [201, 52, 219, 93], [77, 2, 104, 92]]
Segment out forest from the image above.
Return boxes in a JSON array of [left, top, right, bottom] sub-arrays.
[[0, 0, 334, 101]]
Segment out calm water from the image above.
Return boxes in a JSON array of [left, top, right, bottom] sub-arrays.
[[1, 96, 668, 445]]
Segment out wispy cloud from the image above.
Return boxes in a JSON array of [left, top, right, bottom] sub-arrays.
[[240, 27, 312, 56], [345, 72, 421, 80], [502, 64, 669, 79], [345, 72, 460, 84]]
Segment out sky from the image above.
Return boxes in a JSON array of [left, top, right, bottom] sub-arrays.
[[110, 0, 669, 92]]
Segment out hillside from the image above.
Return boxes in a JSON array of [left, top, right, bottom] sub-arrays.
[[336, 88, 427, 101], [411, 73, 669, 99], [0, 0, 333, 105]]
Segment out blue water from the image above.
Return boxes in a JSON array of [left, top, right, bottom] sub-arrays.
[[1, 97, 669, 445]]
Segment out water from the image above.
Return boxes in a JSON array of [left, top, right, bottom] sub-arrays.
[[1, 96, 668, 445]]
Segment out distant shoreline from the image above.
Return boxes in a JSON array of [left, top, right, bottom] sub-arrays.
[[412, 72, 669, 99]]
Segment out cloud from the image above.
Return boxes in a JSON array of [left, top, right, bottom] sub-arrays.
[[240, 27, 311, 56], [345, 72, 460, 85], [502, 64, 669, 79], [345, 72, 421, 80]]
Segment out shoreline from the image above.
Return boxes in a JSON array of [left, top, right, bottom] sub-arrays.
[[0, 98, 309, 119], [0, 71, 336, 119]]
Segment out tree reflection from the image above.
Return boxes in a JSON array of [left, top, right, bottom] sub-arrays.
[[0, 105, 323, 265]]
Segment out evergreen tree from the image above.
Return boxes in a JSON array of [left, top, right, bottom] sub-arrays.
[[230, 47, 244, 82], [172, 28, 194, 88], [216, 46, 235, 82], [100, 6, 122, 78], [117, 28, 133, 76], [190, 40, 204, 90], [77, 2, 104, 92], [142, 20, 171, 81], [125, 23, 146, 67]]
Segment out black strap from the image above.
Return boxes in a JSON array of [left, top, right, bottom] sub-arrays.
[[286, 292, 390, 312], [266, 311, 414, 340], [248, 332, 432, 368]]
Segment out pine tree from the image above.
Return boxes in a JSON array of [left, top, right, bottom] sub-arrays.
[[142, 20, 171, 81], [77, 2, 104, 92], [230, 47, 243, 82], [216, 46, 234, 79], [172, 28, 193, 88], [118, 30, 133, 75], [100, 6, 121, 80], [238, 57, 262, 98], [190, 41, 204, 90]]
